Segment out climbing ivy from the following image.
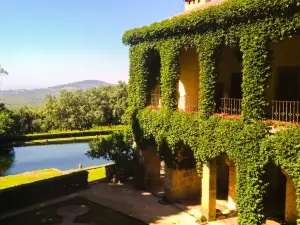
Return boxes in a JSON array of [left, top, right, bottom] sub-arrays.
[[262, 127, 300, 225], [134, 109, 300, 225], [123, 0, 300, 224], [122, 0, 300, 45], [197, 32, 223, 118]]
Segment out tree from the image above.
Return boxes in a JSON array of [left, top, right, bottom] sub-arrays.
[[0, 147, 15, 176], [11, 107, 37, 135], [0, 104, 14, 135], [87, 129, 134, 181], [22, 82, 128, 132]]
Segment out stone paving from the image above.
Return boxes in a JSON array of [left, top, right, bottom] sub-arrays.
[[79, 182, 200, 225], [0, 180, 285, 225], [54, 205, 91, 225], [0, 181, 240, 225]]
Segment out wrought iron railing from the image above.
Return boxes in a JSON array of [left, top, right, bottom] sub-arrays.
[[150, 94, 161, 109], [178, 96, 198, 112], [219, 98, 242, 115], [271, 100, 300, 123]]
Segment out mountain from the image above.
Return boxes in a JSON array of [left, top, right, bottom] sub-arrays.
[[0, 80, 111, 108]]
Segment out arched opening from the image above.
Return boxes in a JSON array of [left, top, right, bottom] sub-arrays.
[[216, 47, 243, 115], [263, 161, 298, 224], [263, 161, 287, 222], [201, 155, 237, 222], [268, 35, 300, 122], [146, 49, 161, 109], [216, 155, 229, 200], [216, 156, 237, 218], [178, 48, 199, 112]]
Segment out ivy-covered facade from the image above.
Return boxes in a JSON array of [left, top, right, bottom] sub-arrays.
[[123, 0, 300, 224]]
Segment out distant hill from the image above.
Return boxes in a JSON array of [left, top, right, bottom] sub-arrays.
[[0, 80, 111, 108]]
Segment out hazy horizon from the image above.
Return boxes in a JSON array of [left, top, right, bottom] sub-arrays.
[[0, 78, 115, 90]]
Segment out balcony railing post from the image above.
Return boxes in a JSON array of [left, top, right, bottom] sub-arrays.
[[271, 100, 300, 123], [219, 98, 242, 115]]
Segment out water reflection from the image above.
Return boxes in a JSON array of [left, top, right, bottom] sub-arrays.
[[0, 147, 15, 176], [1, 143, 109, 176]]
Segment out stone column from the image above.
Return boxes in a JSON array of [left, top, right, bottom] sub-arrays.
[[284, 173, 297, 223], [140, 146, 161, 190], [225, 159, 237, 210], [201, 160, 217, 221], [133, 144, 161, 190]]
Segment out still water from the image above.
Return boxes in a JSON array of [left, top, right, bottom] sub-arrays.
[[1, 143, 109, 176]]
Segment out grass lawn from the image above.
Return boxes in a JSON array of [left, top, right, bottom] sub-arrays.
[[0, 167, 107, 190], [0, 169, 63, 190], [87, 167, 106, 182], [0, 197, 148, 225]]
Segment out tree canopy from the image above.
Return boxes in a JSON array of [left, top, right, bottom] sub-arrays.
[[0, 81, 128, 136]]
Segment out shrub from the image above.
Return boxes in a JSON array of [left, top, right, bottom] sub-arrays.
[[87, 129, 135, 182], [0, 126, 127, 143]]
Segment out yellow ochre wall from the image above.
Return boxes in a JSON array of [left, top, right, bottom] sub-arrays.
[[266, 35, 300, 103], [184, 0, 228, 12], [178, 48, 199, 110], [185, 0, 207, 11]]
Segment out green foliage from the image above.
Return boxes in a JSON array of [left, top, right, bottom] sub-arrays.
[[11, 107, 40, 134], [197, 32, 223, 118], [134, 109, 296, 225], [124, 0, 300, 121], [88, 129, 135, 181], [128, 45, 150, 109], [0, 103, 14, 135], [0, 126, 125, 143], [0, 147, 15, 176], [0, 82, 128, 137], [159, 40, 180, 110], [40, 81, 128, 131], [122, 0, 300, 45], [122, 1, 300, 224], [262, 127, 300, 224]]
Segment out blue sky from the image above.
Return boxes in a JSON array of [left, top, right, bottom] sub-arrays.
[[0, 0, 183, 90]]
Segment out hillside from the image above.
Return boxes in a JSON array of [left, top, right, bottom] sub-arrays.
[[0, 80, 111, 108]]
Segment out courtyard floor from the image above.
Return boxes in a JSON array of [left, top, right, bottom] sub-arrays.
[[12, 180, 292, 225], [0, 180, 282, 225]]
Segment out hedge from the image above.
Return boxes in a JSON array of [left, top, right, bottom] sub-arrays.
[[0, 126, 126, 143], [0, 170, 88, 213]]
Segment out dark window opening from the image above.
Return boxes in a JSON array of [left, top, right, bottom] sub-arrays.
[[276, 67, 300, 101]]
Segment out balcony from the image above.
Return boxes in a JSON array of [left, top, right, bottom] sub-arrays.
[[178, 96, 198, 112], [218, 98, 242, 115], [151, 93, 300, 124], [271, 100, 300, 123]]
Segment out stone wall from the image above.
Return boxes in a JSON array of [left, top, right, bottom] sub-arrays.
[[164, 167, 201, 201]]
